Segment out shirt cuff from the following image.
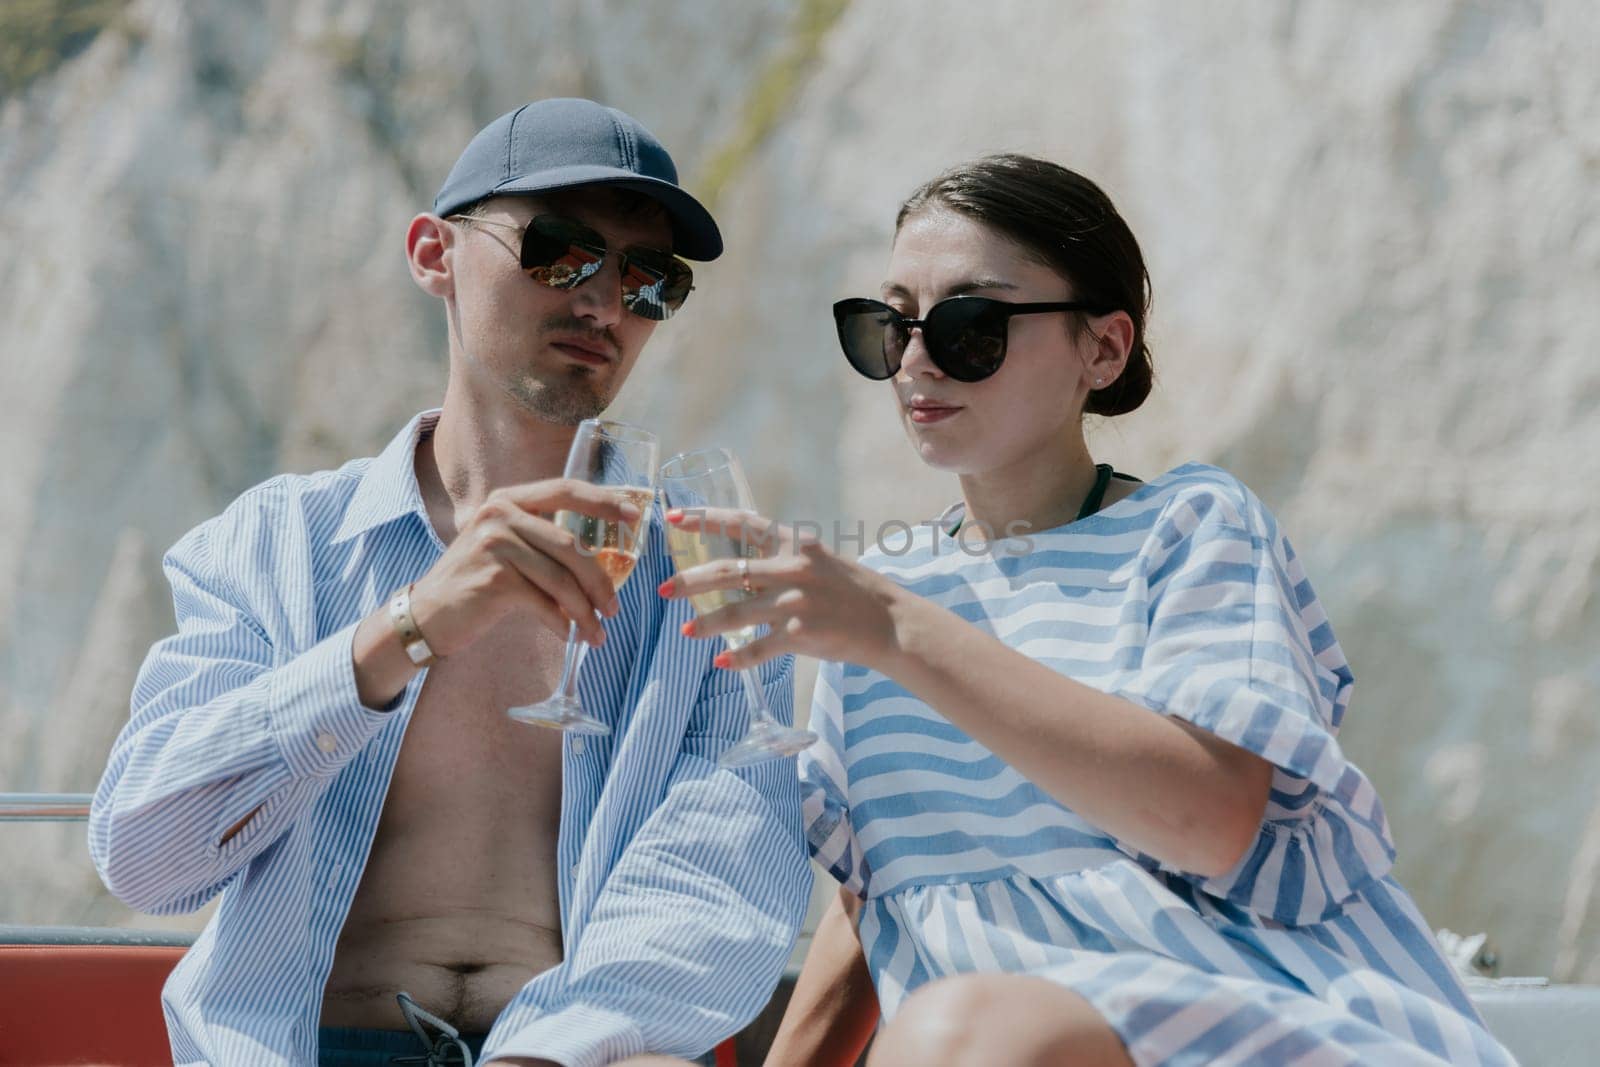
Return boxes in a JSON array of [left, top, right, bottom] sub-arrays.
[[269, 621, 396, 778], [483, 1005, 648, 1067]]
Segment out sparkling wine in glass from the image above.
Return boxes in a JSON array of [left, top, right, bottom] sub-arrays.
[[507, 419, 658, 734], [660, 448, 818, 767]]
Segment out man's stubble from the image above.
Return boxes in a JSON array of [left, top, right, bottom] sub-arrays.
[[505, 364, 611, 426]]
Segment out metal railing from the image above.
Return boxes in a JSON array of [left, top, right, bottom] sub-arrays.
[[0, 793, 92, 822], [0, 791, 201, 949]]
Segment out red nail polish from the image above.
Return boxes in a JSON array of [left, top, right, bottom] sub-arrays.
[[665, 509, 684, 524], [713, 651, 733, 669], [681, 620, 697, 637], [657, 578, 675, 597]]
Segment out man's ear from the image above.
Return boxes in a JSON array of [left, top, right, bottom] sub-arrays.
[[407, 213, 455, 300]]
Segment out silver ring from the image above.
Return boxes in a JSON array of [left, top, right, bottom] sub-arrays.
[[737, 557, 755, 595]]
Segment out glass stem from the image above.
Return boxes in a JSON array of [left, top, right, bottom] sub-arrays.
[[739, 665, 777, 727], [553, 620, 589, 702]]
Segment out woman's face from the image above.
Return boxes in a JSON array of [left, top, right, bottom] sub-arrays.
[[884, 208, 1097, 475]]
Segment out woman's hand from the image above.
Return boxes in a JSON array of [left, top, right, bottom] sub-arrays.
[[657, 507, 907, 672]]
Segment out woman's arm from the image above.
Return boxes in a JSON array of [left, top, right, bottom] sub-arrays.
[[661, 512, 1272, 880], [764, 886, 880, 1067], [879, 591, 1273, 878]]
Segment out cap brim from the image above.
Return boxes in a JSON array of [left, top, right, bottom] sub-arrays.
[[459, 164, 723, 260]]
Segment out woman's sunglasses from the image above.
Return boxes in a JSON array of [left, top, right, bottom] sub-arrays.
[[832, 295, 1111, 382], [454, 213, 694, 321]]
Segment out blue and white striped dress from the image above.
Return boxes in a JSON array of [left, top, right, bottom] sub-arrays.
[[799, 464, 1515, 1065]]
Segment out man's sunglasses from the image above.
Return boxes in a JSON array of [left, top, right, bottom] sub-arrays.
[[454, 213, 694, 321], [832, 295, 1112, 383]]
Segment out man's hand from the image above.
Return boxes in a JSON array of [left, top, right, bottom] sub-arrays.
[[411, 478, 640, 653], [352, 479, 641, 708]]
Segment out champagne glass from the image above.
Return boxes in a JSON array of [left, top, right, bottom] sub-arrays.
[[508, 419, 658, 734], [660, 448, 818, 767]]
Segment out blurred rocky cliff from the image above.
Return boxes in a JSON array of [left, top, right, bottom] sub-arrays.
[[2, 0, 1597, 979]]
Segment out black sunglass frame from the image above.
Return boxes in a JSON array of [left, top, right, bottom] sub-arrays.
[[832, 295, 1112, 382]]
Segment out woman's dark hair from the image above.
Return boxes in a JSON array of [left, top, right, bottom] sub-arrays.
[[896, 154, 1153, 416]]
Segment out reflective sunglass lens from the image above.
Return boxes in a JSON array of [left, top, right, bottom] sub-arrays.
[[523, 216, 606, 288], [621, 279, 669, 321], [523, 215, 692, 319], [619, 257, 693, 321], [529, 251, 603, 289], [656, 267, 693, 314]]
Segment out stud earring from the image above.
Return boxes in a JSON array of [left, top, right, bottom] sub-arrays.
[[1093, 377, 1104, 387]]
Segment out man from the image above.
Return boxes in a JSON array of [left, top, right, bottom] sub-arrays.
[[89, 98, 811, 1067]]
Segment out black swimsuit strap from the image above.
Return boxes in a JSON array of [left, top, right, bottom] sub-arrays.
[[947, 462, 1119, 536], [1076, 463, 1115, 521]]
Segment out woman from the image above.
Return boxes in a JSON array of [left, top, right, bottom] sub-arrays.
[[660, 155, 1513, 1066]]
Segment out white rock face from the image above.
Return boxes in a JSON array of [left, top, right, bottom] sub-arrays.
[[3, 0, 1597, 979], [0, 0, 802, 926]]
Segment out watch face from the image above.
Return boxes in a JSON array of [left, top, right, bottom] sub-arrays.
[[404, 639, 433, 666]]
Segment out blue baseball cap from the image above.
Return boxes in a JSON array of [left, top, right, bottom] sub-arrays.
[[433, 98, 723, 261]]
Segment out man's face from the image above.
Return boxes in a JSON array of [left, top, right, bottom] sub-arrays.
[[446, 189, 674, 424]]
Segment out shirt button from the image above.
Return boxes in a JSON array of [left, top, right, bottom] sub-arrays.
[[316, 732, 338, 754], [571, 736, 586, 756]]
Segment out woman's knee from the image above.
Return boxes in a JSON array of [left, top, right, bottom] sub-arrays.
[[867, 974, 1132, 1067], [867, 974, 994, 1066]]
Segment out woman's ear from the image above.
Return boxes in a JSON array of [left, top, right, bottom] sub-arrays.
[[1083, 309, 1135, 391], [406, 213, 455, 300]]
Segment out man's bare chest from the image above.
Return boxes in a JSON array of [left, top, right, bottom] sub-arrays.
[[382, 612, 570, 822]]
